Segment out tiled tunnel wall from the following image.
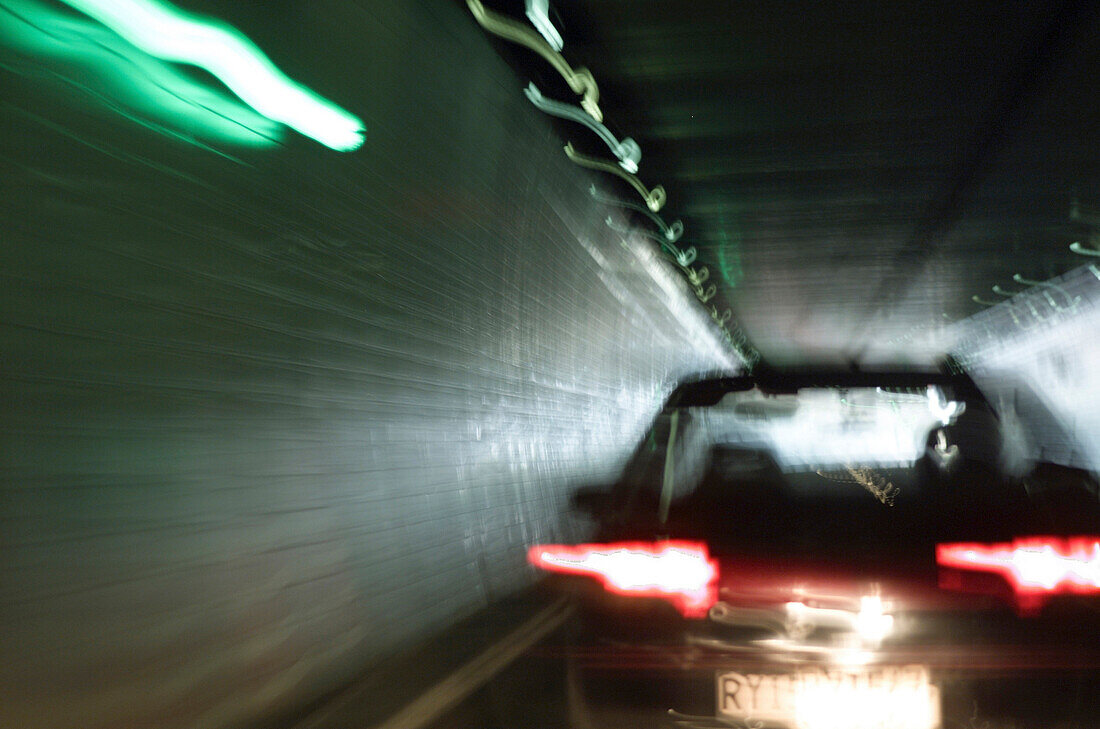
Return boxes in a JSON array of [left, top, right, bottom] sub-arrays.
[[950, 264, 1100, 471], [0, 1, 737, 727]]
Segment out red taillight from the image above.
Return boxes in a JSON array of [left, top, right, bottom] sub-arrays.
[[937, 536, 1100, 614], [527, 540, 718, 618]]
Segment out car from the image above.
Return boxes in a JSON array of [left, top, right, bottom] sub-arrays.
[[529, 368, 1100, 729]]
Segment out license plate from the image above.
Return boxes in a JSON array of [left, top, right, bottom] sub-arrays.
[[716, 664, 940, 729]]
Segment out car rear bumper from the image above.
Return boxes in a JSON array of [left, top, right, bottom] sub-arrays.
[[552, 641, 1100, 729]]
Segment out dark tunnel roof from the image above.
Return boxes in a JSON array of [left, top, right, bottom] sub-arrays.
[[483, 0, 1100, 367]]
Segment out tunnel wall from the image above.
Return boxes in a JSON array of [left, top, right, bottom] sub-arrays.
[[0, 1, 737, 727], [951, 264, 1100, 471]]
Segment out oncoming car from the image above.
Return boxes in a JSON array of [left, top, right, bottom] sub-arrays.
[[529, 369, 1100, 729]]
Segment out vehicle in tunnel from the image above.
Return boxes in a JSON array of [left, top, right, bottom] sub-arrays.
[[529, 369, 1100, 729]]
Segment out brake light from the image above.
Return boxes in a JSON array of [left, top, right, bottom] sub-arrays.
[[528, 541, 718, 617], [937, 537, 1100, 614]]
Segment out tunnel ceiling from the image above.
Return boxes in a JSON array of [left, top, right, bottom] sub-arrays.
[[481, 0, 1100, 366]]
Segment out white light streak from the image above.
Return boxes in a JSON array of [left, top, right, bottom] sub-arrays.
[[58, 0, 364, 150]]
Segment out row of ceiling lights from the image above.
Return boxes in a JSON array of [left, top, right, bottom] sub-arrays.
[[467, 0, 760, 369]]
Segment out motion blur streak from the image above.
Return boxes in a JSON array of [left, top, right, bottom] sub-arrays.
[[938, 537, 1100, 613], [528, 541, 718, 617], [0, 0, 281, 149], [56, 0, 364, 150]]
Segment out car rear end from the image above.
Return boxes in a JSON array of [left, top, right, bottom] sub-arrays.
[[531, 377, 1100, 728], [539, 537, 1100, 729]]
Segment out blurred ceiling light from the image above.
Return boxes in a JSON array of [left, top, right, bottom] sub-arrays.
[[525, 0, 562, 51], [57, 0, 364, 150]]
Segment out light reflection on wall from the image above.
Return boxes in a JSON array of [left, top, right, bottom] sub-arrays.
[[714, 212, 745, 288], [0, 0, 282, 148], [616, 228, 745, 369]]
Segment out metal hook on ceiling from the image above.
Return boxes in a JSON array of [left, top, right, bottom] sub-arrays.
[[1011, 273, 1079, 311], [729, 324, 761, 369], [663, 220, 685, 244], [1069, 242, 1100, 257], [589, 186, 683, 242], [604, 216, 675, 249], [526, 84, 640, 173], [695, 283, 717, 303], [686, 266, 709, 286], [672, 246, 697, 267], [565, 143, 665, 211], [467, 0, 601, 121], [602, 217, 695, 268], [1069, 198, 1100, 256], [525, 0, 562, 50]]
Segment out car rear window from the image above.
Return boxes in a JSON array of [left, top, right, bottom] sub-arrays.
[[617, 388, 1100, 551]]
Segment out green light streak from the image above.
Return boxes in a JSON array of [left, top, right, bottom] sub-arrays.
[[55, 0, 364, 151], [0, 0, 281, 148]]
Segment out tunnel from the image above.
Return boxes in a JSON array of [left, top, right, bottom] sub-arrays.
[[3, 1, 1100, 728]]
